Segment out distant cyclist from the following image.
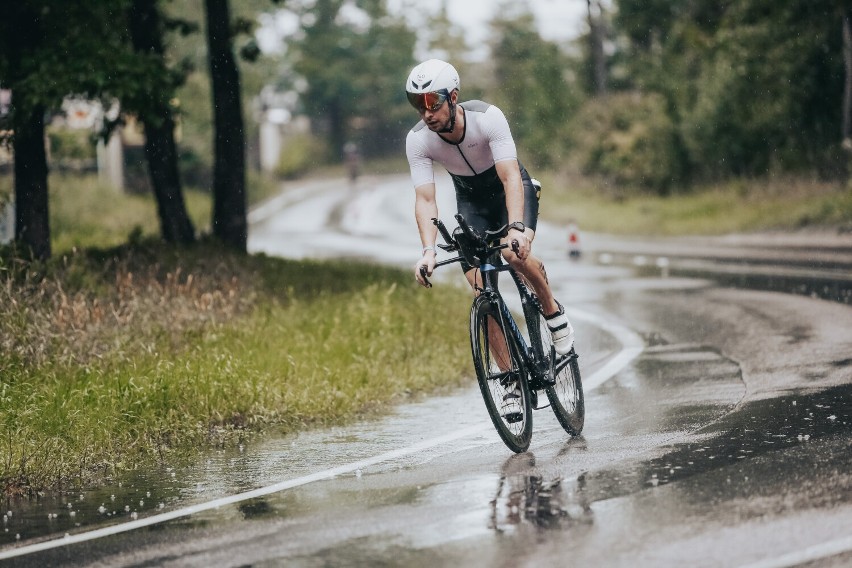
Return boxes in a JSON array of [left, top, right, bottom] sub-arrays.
[[405, 59, 575, 364]]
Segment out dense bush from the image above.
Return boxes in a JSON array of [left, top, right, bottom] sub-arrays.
[[568, 92, 686, 193], [276, 133, 329, 179]]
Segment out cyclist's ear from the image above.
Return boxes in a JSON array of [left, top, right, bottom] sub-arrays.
[[450, 89, 459, 104]]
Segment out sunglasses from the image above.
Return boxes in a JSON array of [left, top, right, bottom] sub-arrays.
[[406, 89, 449, 113]]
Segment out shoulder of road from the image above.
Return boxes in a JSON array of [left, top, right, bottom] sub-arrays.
[[579, 229, 852, 276]]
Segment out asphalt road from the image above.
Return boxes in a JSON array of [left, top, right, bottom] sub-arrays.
[[2, 175, 851, 567]]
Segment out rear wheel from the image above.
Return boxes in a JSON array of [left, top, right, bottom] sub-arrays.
[[470, 295, 533, 453]]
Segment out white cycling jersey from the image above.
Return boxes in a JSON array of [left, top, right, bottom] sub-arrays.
[[405, 100, 518, 190]]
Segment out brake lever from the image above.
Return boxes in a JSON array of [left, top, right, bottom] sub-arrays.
[[419, 265, 432, 288]]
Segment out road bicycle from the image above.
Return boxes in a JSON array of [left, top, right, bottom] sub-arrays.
[[420, 214, 584, 452]]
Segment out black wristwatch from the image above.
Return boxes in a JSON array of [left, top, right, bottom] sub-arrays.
[[508, 221, 526, 233]]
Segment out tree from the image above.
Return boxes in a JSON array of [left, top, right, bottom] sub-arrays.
[[205, 0, 248, 251], [289, 0, 416, 159], [489, 7, 580, 168], [128, 0, 196, 244], [586, 0, 608, 95], [0, 1, 142, 259], [609, 0, 846, 181]]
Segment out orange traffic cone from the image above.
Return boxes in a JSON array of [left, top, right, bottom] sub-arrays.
[[567, 221, 581, 259]]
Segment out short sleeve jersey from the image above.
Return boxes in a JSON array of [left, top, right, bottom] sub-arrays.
[[405, 100, 517, 191]]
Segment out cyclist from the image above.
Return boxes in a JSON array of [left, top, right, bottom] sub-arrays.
[[405, 59, 575, 412]]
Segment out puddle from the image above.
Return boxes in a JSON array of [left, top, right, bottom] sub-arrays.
[[573, 384, 852, 505]]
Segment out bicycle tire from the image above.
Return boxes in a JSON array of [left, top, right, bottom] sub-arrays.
[[535, 312, 585, 435], [470, 294, 533, 453]]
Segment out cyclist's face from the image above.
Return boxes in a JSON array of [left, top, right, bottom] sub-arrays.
[[414, 90, 456, 132]]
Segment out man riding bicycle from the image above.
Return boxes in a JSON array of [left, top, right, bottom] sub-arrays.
[[405, 59, 575, 375]]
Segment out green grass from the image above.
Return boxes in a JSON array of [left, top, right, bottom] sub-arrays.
[[0, 243, 472, 493], [539, 173, 852, 235], [0, 173, 474, 494], [48, 173, 212, 253]]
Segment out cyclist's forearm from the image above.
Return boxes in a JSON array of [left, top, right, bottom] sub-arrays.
[[414, 184, 439, 248]]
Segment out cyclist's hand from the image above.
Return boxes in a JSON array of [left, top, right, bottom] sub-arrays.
[[506, 229, 531, 261], [415, 251, 436, 287]]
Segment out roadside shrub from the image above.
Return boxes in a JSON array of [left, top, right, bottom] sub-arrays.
[[276, 133, 329, 179], [568, 92, 686, 194]]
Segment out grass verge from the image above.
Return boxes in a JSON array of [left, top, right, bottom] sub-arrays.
[[0, 241, 472, 495], [539, 172, 852, 235]]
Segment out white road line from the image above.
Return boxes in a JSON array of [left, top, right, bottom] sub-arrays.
[[739, 536, 852, 568], [0, 308, 642, 561], [568, 306, 645, 390]]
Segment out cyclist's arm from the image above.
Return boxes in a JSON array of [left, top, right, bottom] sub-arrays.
[[414, 182, 439, 249], [413, 182, 439, 286], [495, 159, 530, 259], [495, 159, 524, 226]]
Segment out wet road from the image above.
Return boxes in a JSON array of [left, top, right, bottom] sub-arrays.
[[2, 175, 852, 567]]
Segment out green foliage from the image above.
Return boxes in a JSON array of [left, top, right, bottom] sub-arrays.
[[46, 127, 96, 162], [276, 133, 329, 179], [612, 0, 847, 182], [489, 7, 581, 169], [288, 0, 417, 158], [568, 92, 685, 192]]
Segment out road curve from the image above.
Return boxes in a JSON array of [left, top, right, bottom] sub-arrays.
[[2, 175, 851, 567]]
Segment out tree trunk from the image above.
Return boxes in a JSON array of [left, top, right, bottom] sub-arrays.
[[205, 0, 247, 251], [129, 0, 196, 244], [13, 105, 51, 260], [587, 0, 607, 96], [143, 118, 196, 243], [842, 7, 852, 151]]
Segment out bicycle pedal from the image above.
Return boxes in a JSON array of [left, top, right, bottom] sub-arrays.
[[503, 412, 523, 424]]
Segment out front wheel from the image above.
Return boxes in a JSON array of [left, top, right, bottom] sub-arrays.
[[534, 311, 584, 435], [470, 295, 533, 453], [546, 348, 584, 435]]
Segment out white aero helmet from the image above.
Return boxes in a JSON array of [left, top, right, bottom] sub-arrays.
[[405, 58, 460, 96]]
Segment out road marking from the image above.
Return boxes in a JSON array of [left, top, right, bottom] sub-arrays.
[[568, 306, 644, 390], [0, 308, 641, 560], [739, 536, 852, 568]]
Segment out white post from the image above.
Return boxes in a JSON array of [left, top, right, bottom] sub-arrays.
[[96, 130, 124, 191]]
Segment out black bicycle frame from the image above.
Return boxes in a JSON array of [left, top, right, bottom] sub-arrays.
[[425, 213, 554, 393], [479, 259, 553, 394]]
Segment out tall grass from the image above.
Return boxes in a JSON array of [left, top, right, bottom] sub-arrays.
[[541, 173, 852, 235], [0, 242, 472, 493]]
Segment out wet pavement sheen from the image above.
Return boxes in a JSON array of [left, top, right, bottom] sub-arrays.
[[3, 177, 852, 566]]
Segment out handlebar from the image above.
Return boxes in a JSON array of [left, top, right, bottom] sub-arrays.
[[419, 215, 519, 288]]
